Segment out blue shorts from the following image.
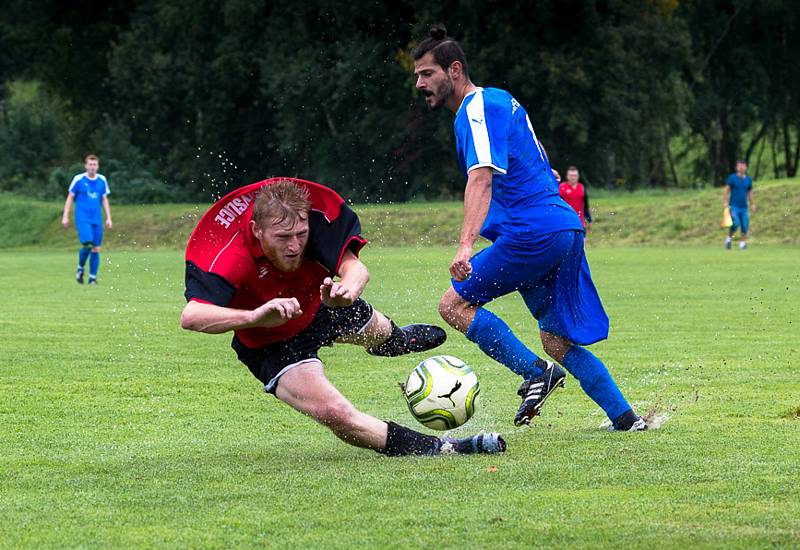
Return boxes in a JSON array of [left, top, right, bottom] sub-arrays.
[[729, 206, 749, 234], [76, 219, 103, 246], [453, 230, 609, 346]]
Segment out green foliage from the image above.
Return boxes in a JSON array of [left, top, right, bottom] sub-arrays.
[[0, 80, 67, 191], [1, 1, 799, 199], [1, 245, 799, 547]]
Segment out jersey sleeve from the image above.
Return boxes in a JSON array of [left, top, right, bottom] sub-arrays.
[[99, 175, 110, 195], [184, 261, 236, 305], [307, 203, 367, 274], [458, 93, 510, 175], [68, 175, 81, 195], [184, 238, 251, 305]]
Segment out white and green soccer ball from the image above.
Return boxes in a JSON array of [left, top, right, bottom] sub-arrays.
[[403, 355, 480, 430]]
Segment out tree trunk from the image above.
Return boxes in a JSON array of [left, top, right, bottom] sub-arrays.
[[754, 128, 768, 180], [783, 116, 799, 178], [664, 126, 680, 187], [771, 128, 781, 178], [744, 121, 768, 165]]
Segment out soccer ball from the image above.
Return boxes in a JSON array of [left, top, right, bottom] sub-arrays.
[[402, 355, 480, 430]]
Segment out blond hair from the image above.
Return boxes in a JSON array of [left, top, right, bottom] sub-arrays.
[[252, 180, 311, 226]]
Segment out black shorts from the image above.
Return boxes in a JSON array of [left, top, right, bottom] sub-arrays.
[[231, 299, 374, 394]]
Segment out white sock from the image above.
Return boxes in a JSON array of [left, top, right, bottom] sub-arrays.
[[739, 241, 746, 248]]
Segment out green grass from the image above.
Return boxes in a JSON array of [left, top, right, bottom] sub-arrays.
[[2, 177, 798, 249], [2, 245, 799, 548]]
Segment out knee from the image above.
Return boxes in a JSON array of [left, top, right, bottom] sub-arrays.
[[313, 399, 358, 434], [541, 332, 571, 364], [91, 246, 101, 253], [438, 289, 469, 332]]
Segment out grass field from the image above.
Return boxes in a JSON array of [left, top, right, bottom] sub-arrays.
[[2, 243, 799, 548]]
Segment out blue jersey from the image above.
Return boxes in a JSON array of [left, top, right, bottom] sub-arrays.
[[69, 172, 110, 222], [454, 87, 582, 241], [725, 173, 752, 209]]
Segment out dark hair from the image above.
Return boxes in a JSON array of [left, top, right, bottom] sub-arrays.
[[567, 165, 579, 172], [736, 159, 747, 165], [413, 24, 469, 78]]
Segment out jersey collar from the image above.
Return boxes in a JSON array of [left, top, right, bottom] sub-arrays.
[[457, 87, 483, 115]]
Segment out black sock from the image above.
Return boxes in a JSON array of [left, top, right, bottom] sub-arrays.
[[380, 421, 441, 456], [612, 409, 640, 431], [367, 322, 407, 357]]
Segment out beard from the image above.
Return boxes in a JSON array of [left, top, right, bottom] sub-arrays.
[[264, 246, 306, 272], [425, 78, 455, 111]]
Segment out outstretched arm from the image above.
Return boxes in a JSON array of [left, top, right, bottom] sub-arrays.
[[62, 194, 74, 228], [451, 167, 493, 282], [180, 298, 302, 333]]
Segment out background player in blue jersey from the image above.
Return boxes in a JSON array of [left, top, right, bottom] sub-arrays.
[[61, 155, 113, 284], [412, 25, 646, 431], [723, 160, 756, 250]]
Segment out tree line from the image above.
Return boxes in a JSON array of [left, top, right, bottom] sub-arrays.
[[0, 0, 798, 203]]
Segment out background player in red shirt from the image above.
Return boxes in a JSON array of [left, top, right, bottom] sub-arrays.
[[181, 179, 506, 456], [559, 166, 592, 231]]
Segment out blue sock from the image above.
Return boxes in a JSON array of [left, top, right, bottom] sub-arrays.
[[562, 346, 631, 422], [78, 248, 90, 270], [89, 252, 100, 278], [465, 307, 544, 379]]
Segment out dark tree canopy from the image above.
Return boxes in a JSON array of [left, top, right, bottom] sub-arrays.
[[1, 0, 797, 202]]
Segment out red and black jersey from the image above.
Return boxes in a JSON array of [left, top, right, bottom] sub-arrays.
[[184, 178, 367, 348]]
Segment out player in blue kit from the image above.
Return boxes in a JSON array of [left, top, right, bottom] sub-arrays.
[[412, 26, 646, 431], [723, 160, 756, 250], [61, 155, 113, 284]]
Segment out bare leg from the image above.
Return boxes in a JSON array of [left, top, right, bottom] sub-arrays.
[[275, 360, 388, 450], [540, 330, 572, 363], [438, 286, 478, 333], [336, 309, 392, 347]]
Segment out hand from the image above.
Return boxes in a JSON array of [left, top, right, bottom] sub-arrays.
[[585, 221, 592, 233], [551, 168, 561, 183], [320, 277, 356, 307], [250, 298, 302, 327], [450, 245, 473, 282], [750, 204, 757, 213], [106, 218, 113, 229], [61, 217, 69, 229]]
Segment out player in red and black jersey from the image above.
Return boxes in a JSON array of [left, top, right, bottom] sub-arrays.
[[181, 178, 506, 456], [558, 166, 592, 230]]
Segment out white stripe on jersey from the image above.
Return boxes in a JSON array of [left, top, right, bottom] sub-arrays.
[[97, 173, 111, 195], [68, 172, 85, 193], [466, 91, 492, 166], [525, 114, 547, 163], [465, 90, 507, 175]]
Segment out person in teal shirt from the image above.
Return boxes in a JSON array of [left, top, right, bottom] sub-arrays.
[[723, 160, 756, 250]]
